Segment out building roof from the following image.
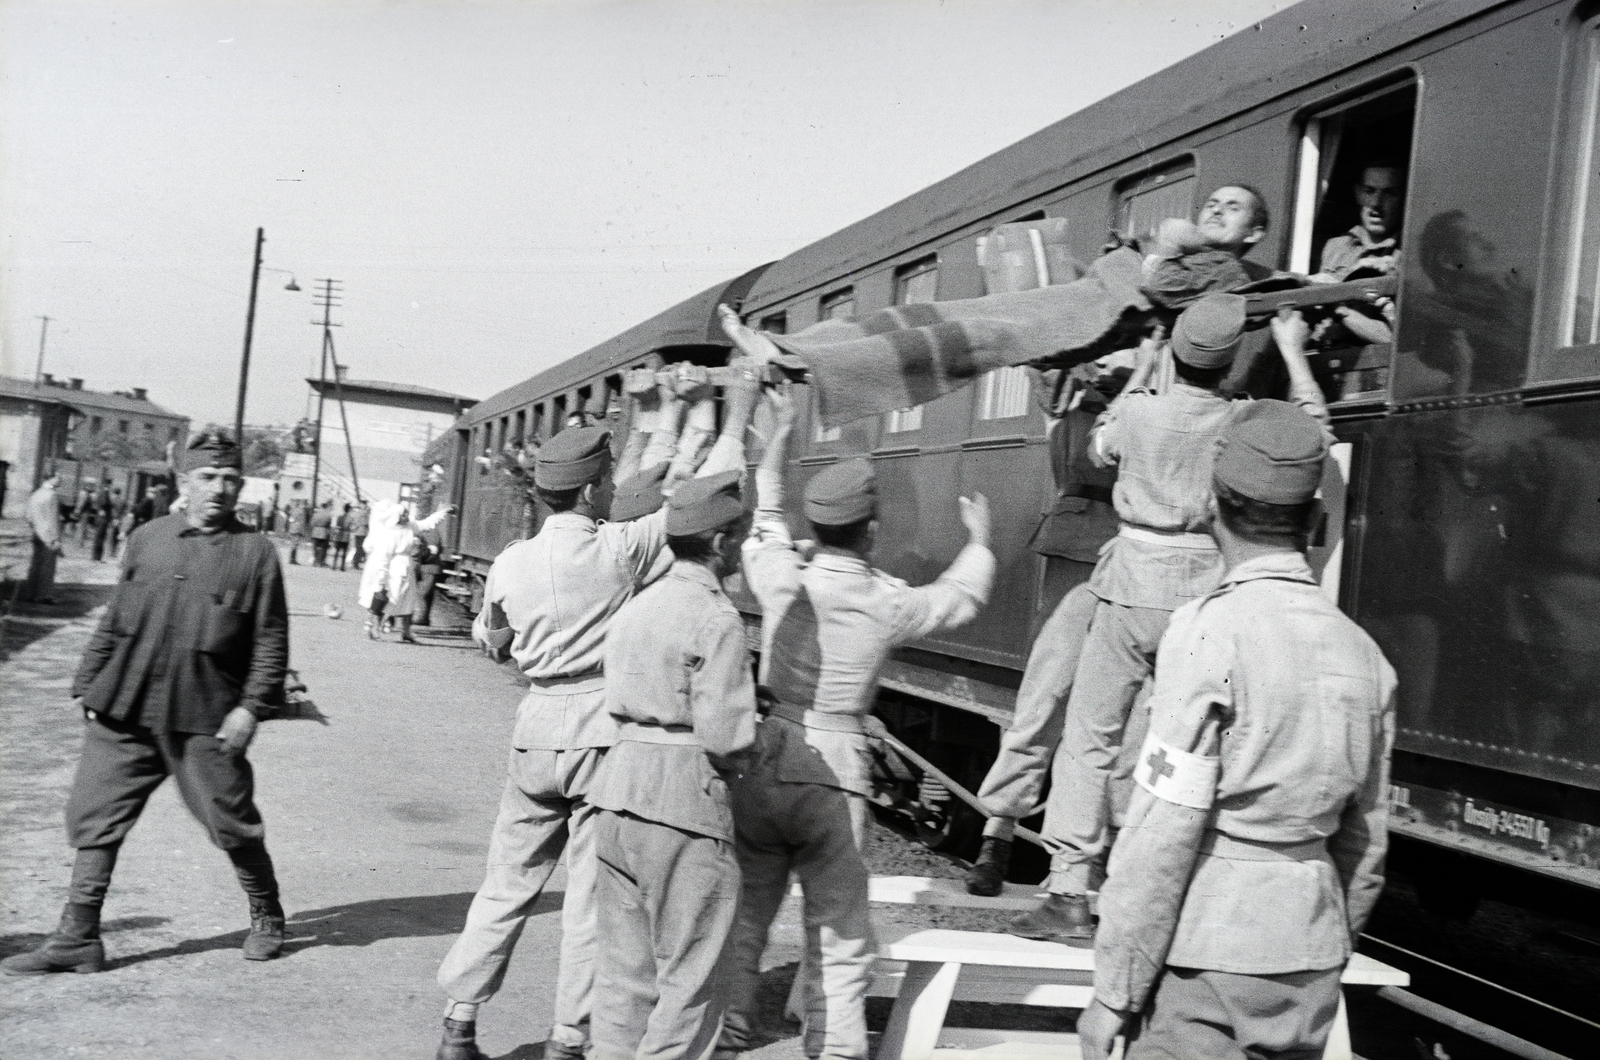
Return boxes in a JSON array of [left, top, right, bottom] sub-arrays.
[[0, 375, 185, 420], [306, 377, 478, 416]]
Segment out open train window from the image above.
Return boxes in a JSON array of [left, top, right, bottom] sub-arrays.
[[759, 310, 787, 335], [1113, 157, 1195, 244], [884, 257, 939, 434], [513, 410, 526, 447], [1534, 16, 1600, 383], [531, 403, 545, 443], [551, 394, 568, 434], [976, 367, 1031, 421], [1288, 78, 1416, 403], [820, 287, 855, 321]]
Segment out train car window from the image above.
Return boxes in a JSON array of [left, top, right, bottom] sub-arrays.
[[976, 367, 1031, 420], [813, 416, 842, 443], [1286, 78, 1415, 405], [513, 410, 525, 447], [1534, 17, 1600, 384], [531, 403, 545, 442], [1113, 157, 1195, 244], [759, 310, 787, 335], [476, 425, 489, 474], [604, 374, 623, 422], [551, 394, 568, 434], [883, 257, 939, 434], [820, 287, 855, 321]]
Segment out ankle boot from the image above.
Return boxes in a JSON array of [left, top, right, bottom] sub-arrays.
[[1, 903, 105, 976], [965, 836, 1013, 897], [436, 1018, 486, 1060], [1007, 892, 1096, 945], [243, 898, 285, 961]]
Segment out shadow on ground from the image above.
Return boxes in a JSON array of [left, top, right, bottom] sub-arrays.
[[0, 891, 563, 971], [0, 579, 116, 661]]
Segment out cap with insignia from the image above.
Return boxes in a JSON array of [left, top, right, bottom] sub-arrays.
[[1212, 399, 1327, 504], [183, 427, 243, 471], [534, 426, 612, 489], [609, 462, 670, 523], [1172, 292, 1247, 369], [803, 457, 876, 526], [666, 470, 744, 536]]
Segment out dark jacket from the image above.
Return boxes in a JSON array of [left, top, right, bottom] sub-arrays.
[[73, 513, 289, 732]]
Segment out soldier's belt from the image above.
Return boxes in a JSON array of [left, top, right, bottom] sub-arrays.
[[617, 720, 702, 746], [1118, 524, 1218, 550], [1199, 831, 1329, 863], [528, 671, 605, 692], [763, 699, 866, 735]]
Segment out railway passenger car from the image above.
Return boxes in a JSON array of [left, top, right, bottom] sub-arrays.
[[442, 0, 1600, 899]]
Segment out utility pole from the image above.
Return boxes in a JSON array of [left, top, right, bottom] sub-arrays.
[[308, 278, 342, 513], [234, 228, 265, 444], [34, 315, 51, 384]]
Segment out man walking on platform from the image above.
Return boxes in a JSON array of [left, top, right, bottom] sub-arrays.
[[716, 389, 994, 1060], [309, 500, 334, 567], [1078, 400, 1395, 1059], [589, 471, 758, 1060], [23, 472, 63, 603], [2, 430, 291, 975], [1008, 296, 1328, 943]]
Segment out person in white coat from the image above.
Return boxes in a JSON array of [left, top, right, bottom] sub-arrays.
[[358, 502, 452, 642]]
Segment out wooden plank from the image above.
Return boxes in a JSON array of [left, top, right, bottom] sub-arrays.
[[788, 875, 1044, 912], [877, 960, 962, 1060], [870, 962, 1094, 1009], [881, 930, 1097, 972]]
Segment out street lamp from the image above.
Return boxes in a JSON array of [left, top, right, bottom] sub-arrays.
[[234, 228, 301, 443]]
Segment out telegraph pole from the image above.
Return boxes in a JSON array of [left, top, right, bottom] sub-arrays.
[[234, 228, 265, 443], [34, 315, 51, 384], [308, 279, 342, 512]]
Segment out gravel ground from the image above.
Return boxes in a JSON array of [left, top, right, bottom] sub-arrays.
[[0, 539, 1056, 1060]]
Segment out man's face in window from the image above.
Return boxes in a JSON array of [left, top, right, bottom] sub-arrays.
[[1354, 167, 1404, 240]]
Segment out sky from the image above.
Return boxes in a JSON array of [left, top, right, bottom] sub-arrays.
[[1, 0, 1298, 429]]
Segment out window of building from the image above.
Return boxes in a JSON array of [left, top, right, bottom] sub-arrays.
[[760, 311, 787, 335], [1288, 77, 1415, 402], [1538, 17, 1600, 382], [143, 422, 153, 432], [168, 426, 179, 442], [118, 420, 129, 434], [1114, 157, 1196, 245], [884, 256, 938, 433], [820, 287, 855, 321], [977, 367, 1031, 420], [91, 416, 102, 433]]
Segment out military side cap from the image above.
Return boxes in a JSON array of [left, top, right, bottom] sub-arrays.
[[1213, 399, 1327, 504], [534, 426, 612, 489], [803, 457, 876, 526], [1172, 292, 1247, 369], [184, 427, 243, 470], [610, 462, 670, 523], [666, 469, 744, 536]]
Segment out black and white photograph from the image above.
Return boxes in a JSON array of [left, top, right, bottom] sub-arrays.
[[2, 1, 1597, 1058]]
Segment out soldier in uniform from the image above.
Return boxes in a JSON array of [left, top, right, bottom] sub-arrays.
[[588, 471, 757, 1060], [1078, 399, 1396, 1059], [717, 389, 995, 1060], [1009, 296, 1328, 942]]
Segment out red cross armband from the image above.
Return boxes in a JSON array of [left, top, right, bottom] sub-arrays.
[[1133, 732, 1220, 810]]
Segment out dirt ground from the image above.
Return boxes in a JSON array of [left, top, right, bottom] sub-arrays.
[[0, 538, 1027, 1060]]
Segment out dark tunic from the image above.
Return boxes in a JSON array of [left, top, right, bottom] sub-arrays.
[[73, 513, 289, 733]]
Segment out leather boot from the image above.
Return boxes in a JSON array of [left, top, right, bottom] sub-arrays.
[[1, 903, 105, 976], [1007, 893, 1096, 945], [436, 1018, 486, 1060], [243, 899, 285, 961], [965, 836, 1013, 897]]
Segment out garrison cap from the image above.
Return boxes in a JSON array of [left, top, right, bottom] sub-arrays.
[[803, 458, 876, 526], [609, 462, 670, 523], [1172, 293, 1247, 369], [534, 426, 612, 489], [1213, 399, 1327, 505], [666, 470, 744, 536], [183, 427, 243, 471]]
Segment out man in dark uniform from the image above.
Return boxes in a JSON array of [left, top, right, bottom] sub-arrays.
[[413, 514, 445, 626], [2, 430, 291, 975], [589, 471, 757, 1060], [1078, 401, 1396, 1059]]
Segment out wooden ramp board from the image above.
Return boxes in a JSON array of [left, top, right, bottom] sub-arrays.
[[787, 874, 1045, 912]]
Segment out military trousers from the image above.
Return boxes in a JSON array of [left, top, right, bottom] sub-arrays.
[[976, 583, 1099, 821], [722, 771, 876, 1060], [437, 744, 604, 1049], [591, 810, 739, 1060], [25, 537, 57, 601], [1128, 965, 1343, 1060], [1046, 598, 1165, 894]]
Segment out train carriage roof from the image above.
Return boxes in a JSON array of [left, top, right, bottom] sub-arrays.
[[744, 0, 1511, 307], [466, 263, 772, 425]]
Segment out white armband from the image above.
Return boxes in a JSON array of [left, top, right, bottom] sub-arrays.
[[1133, 732, 1219, 810]]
